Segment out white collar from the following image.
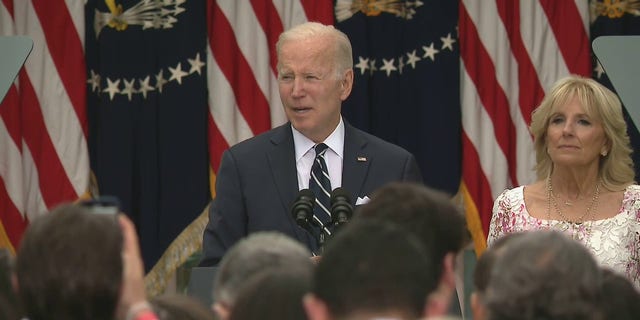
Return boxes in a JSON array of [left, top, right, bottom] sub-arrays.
[[292, 117, 345, 161]]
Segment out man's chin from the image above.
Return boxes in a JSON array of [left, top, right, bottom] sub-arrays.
[[290, 120, 311, 132]]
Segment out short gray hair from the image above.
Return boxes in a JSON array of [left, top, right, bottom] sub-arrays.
[[276, 21, 353, 78], [485, 230, 602, 320], [212, 232, 312, 306]]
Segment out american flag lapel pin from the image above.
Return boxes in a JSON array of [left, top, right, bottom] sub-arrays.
[[357, 156, 367, 162]]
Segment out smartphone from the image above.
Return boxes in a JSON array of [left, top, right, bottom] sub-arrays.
[[79, 196, 121, 215]]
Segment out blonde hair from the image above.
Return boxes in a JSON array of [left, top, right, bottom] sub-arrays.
[[276, 22, 353, 78], [529, 75, 635, 191]]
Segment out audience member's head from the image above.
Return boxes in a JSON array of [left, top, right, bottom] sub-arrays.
[[599, 268, 640, 320], [471, 233, 525, 320], [305, 219, 436, 320], [16, 204, 123, 320], [151, 294, 216, 320], [355, 182, 468, 316], [484, 230, 602, 320], [0, 248, 20, 320], [229, 268, 311, 320], [213, 231, 313, 319]]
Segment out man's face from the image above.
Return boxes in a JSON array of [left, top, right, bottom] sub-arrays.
[[277, 36, 353, 142]]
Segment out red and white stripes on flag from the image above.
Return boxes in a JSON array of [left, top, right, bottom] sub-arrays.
[[458, 0, 591, 254], [0, 0, 88, 253], [206, 0, 333, 187]]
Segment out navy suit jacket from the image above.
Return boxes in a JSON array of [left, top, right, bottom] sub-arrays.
[[200, 121, 423, 266]]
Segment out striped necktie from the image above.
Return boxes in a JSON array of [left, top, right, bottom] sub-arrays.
[[309, 143, 332, 225]]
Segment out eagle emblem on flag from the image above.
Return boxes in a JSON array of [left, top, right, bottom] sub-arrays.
[[94, 0, 187, 37]]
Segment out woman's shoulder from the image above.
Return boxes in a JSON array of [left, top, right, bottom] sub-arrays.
[[493, 185, 526, 214], [621, 184, 640, 206], [496, 185, 525, 200], [624, 184, 640, 195], [621, 184, 640, 218], [496, 181, 545, 202]]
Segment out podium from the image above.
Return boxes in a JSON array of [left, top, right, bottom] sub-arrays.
[[592, 36, 640, 125], [186, 266, 218, 306], [0, 36, 32, 104]]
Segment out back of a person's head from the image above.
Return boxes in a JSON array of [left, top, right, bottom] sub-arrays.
[[485, 230, 602, 320], [472, 233, 526, 320], [355, 182, 468, 277], [213, 231, 312, 307], [312, 219, 436, 320], [151, 293, 216, 320], [600, 268, 640, 320], [474, 233, 526, 294], [16, 204, 122, 320], [229, 268, 310, 320], [0, 249, 21, 320]]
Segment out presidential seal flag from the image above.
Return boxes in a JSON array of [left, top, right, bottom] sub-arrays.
[[335, 0, 462, 195], [85, 0, 210, 270]]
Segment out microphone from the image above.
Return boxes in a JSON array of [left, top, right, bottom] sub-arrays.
[[330, 187, 353, 227], [291, 189, 315, 233]]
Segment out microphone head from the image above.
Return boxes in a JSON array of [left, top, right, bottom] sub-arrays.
[[298, 188, 315, 202], [330, 187, 351, 204], [291, 189, 315, 233], [330, 187, 353, 226]]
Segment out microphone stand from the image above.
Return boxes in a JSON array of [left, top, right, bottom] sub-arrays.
[[310, 216, 332, 254], [291, 189, 332, 255]]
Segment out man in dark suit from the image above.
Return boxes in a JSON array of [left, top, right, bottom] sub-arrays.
[[201, 22, 422, 266]]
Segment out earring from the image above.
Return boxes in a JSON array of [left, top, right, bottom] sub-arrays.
[[601, 150, 608, 157]]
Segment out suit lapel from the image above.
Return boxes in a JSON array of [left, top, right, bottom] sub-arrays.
[[342, 122, 370, 205], [266, 123, 299, 224]]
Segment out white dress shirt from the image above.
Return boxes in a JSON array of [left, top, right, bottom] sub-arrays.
[[292, 118, 344, 191]]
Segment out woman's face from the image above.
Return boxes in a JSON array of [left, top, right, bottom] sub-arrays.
[[546, 96, 608, 169]]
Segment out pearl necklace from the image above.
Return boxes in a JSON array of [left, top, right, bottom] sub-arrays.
[[546, 176, 600, 241]]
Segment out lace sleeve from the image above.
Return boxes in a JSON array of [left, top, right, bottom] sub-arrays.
[[487, 189, 510, 247], [630, 187, 640, 282]]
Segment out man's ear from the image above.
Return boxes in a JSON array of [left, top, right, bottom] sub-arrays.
[[424, 252, 458, 318], [11, 272, 18, 294], [304, 293, 331, 320], [441, 252, 456, 288], [213, 302, 231, 320], [470, 292, 488, 320], [339, 69, 354, 101]]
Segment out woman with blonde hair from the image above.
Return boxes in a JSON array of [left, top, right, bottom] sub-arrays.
[[488, 75, 640, 287]]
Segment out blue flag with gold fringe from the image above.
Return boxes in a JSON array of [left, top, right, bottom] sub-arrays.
[[336, 0, 461, 194], [85, 0, 210, 270]]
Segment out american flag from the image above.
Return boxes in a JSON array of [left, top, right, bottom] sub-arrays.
[[0, 0, 88, 254], [459, 0, 592, 253]]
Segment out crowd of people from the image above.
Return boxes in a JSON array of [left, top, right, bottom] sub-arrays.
[[2, 180, 638, 320], [2, 21, 640, 320]]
